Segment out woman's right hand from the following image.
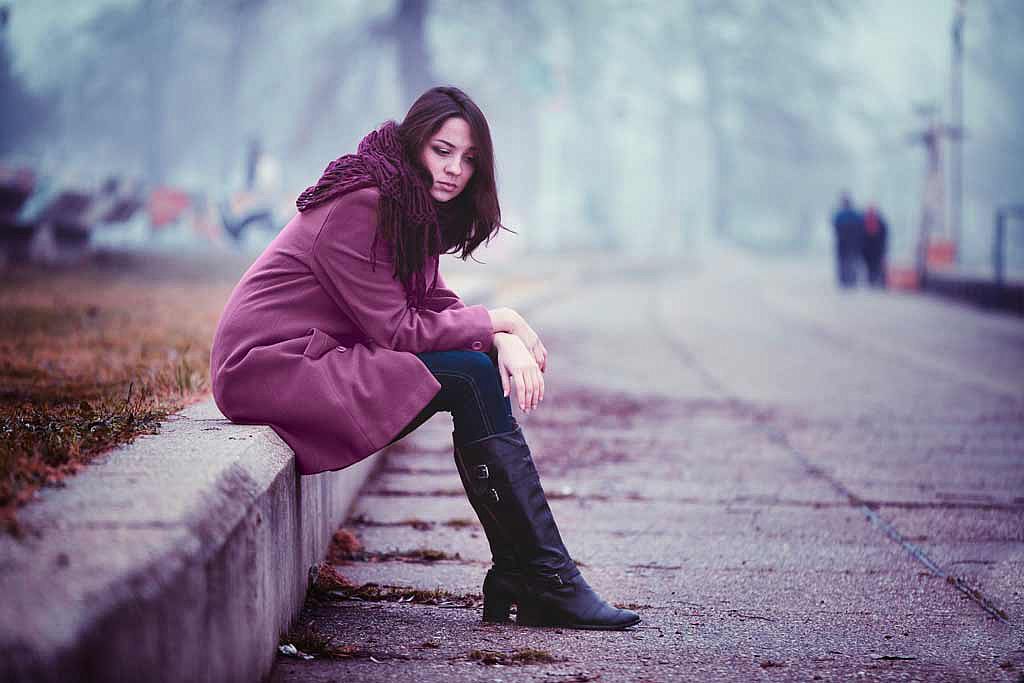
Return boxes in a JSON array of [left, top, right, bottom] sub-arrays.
[[493, 332, 544, 413]]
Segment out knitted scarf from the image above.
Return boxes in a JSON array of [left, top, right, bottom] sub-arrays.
[[296, 121, 442, 306]]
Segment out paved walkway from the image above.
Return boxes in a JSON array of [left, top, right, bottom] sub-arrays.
[[271, 248, 1023, 682]]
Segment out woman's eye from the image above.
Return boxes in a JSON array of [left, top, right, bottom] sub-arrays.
[[434, 147, 450, 156], [465, 157, 476, 165]]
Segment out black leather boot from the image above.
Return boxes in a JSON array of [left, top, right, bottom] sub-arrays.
[[454, 436, 521, 623], [455, 427, 640, 630]]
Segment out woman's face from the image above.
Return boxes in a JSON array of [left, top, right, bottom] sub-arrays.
[[420, 117, 477, 202]]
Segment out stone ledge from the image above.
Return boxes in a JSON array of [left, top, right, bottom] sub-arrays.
[[0, 398, 383, 683]]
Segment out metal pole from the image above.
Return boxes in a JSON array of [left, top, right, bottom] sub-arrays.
[[950, 0, 966, 262]]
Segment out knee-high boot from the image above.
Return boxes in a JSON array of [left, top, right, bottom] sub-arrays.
[[454, 426, 641, 630], [453, 434, 521, 623]]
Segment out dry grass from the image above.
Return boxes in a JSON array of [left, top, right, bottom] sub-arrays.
[[0, 247, 250, 535], [347, 514, 480, 531], [325, 526, 462, 564], [308, 561, 356, 598], [316, 581, 481, 608], [279, 623, 409, 661], [466, 648, 564, 666], [325, 528, 364, 563]]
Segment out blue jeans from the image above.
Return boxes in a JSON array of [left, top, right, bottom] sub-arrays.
[[386, 350, 516, 448]]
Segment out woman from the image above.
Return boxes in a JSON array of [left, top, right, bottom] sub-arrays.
[[210, 86, 640, 630]]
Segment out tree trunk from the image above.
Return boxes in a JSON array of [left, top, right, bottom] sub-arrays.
[[691, 1, 734, 240], [141, 0, 180, 185], [392, 0, 435, 107], [220, 0, 268, 183]]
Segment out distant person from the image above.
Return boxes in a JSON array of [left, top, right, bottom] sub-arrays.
[[832, 193, 864, 288], [209, 87, 640, 630], [862, 204, 888, 288]]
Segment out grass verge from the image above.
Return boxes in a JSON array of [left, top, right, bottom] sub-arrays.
[[0, 248, 249, 535]]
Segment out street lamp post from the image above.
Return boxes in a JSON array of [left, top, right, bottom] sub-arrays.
[[950, 0, 966, 263]]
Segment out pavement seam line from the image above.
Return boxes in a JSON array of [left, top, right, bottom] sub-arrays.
[[767, 428, 1012, 627]]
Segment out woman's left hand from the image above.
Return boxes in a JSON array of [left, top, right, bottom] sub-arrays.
[[494, 333, 544, 413], [511, 314, 547, 373], [487, 307, 548, 372]]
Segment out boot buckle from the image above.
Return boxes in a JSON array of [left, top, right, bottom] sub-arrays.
[[488, 488, 500, 503], [536, 571, 564, 587], [475, 464, 490, 480]]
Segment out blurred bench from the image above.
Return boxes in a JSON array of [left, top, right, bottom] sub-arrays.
[[0, 169, 146, 266], [0, 166, 37, 263]]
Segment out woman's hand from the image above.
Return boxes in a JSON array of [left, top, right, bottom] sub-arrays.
[[493, 332, 544, 413], [489, 307, 548, 372]]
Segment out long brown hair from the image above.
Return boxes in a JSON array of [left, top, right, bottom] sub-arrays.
[[298, 87, 509, 305], [389, 87, 508, 281]]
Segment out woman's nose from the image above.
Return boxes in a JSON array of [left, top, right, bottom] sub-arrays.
[[445, 158, 462, 176]]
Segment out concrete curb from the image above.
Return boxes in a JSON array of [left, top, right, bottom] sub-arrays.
[[0, 276, 492, 683], [0, 399, 383, 682]]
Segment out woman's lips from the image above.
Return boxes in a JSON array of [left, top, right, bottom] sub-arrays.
[[437, 181, 457, 191]]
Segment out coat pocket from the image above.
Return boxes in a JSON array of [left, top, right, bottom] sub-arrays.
[[303, 327, 344, 359]]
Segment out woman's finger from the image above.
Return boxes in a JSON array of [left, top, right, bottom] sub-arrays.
[[524, 366, 532, 413], [526, 371, 537, 412], [500, 364, 510, 398], [515, 368, 527, 412]]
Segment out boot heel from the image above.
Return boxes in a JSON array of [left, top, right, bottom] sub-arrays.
[[515, 599, 548, 626], [482, 593, 513, 623], [482, 570, 516, 623]]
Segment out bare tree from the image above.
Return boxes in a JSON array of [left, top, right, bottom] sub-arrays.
[[968, 0, 1024, 208], [391, 0, 435, 106], [215, 0, 270, 181], [292, 0, 437, 154], [688, 0, 853, 247], [0, 5, 53, 155]]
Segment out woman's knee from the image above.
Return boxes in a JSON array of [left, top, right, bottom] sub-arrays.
[[460, 349, 497, 372], [419, 350, 501, 395], [442, 351, 513, 435], [451, 351, 503, 391]]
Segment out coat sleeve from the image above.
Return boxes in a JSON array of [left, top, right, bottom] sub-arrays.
[[423, 269, 466, 313], [309, 188, 493, 354]]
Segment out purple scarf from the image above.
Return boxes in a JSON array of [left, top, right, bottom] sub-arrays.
[[296, 121, 442, 304]]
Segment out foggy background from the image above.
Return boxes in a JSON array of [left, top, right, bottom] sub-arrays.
[[2, 0, 1021, 268]]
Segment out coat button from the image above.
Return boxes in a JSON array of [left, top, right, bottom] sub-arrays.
[[471, 340, 483, 350], [336, 346, 347, 352]]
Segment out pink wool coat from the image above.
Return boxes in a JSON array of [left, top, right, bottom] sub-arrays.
[[209, 188, 494, 475]]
